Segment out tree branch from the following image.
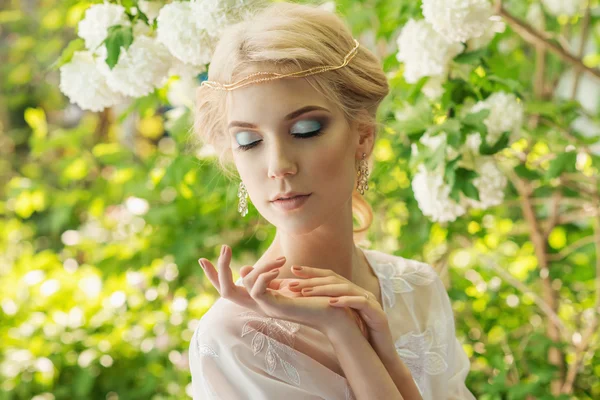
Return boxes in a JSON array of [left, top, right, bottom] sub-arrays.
[[494, 1, 600, 82], [570, 2, 592, 99]]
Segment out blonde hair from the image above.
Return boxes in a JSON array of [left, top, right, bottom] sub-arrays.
[[192, 1, 390, 238]]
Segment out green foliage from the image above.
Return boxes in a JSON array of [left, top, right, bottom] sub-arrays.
[[103, 25, 134, 69], [1, 0, 599, 399]]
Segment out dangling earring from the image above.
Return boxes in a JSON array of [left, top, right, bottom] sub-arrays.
[[356, 152, 369, 195], [238, 181, 249, 217]]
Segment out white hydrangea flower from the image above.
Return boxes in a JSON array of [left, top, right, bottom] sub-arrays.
[[464, 158, 507, 209], [138, 0, 163, 22], [78, 3, 129, 52], [469, 91, 523, 146], [411, 163, 467, 223], [396, 19, 463, 84], [156, 1, 217, 66], [422, 0, 494, 42], [418, 130, 460, 160], [157, 0, 257, 66], [541, 0, 585, 17], [467, 19, 505, 51], [97, 36, 172, 98], [422, 76, 446, 100], [464, 132, 483, 153], [59, 51, 127, 112]]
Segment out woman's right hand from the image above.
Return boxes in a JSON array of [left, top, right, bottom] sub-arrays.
[[198, 244, 359, 334]]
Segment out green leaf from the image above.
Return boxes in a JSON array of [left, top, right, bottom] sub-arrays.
[[103, 24, 134, 69], [514, 164, 541, 180], [463, 109, 490, 128], [487, 75, 523, 92], [454, 48, 487, 65], [424, 141, 446, 170], [444, 155, 462, 189], [462, 181, 480, 201], [479, 131, 510, 155], [454, 167, 480, 201], [407, 76, 429, 103], [545, 152, 577, 179], [48, 38, 85, 71], [393, 101, 433, 136]]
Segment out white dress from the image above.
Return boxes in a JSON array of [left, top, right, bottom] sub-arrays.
[[189, 248, 477, 399]]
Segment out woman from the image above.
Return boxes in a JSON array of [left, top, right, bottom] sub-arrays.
[[190, 2, 476, 399]]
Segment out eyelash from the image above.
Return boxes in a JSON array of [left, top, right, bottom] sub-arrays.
[[236, 129, 324, 152]]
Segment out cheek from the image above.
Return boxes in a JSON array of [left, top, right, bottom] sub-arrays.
[[309, 139, 355, 188]]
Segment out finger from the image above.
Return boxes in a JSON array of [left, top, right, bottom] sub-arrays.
[[218, 245, 236, 297], [287, 276, 338, 291], [290, 266, 347, 281], [240, 265, 283, 290], [199, 258, 221, 293], [328, 296, 383, 322], [251, 268, 280, 298], [240, 265, 254, 278], [298, 283, 354, 297], [243, 257, 286, 289]]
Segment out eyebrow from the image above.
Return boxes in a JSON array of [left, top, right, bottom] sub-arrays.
[[227, 105, 330, 130]]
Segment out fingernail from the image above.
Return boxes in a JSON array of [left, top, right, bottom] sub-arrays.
[[221, 245, 226, 256], [302, 288, 312, 293], [276, 256, 286, 262], [198, 259, 205, 269], [270, 269, 279, 274], [329, 299, 339, 304], [292, 266, 302, 271], [289, 282, 299, 287]]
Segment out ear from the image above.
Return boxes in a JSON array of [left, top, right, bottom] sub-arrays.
[[353, 112, 376, 159]]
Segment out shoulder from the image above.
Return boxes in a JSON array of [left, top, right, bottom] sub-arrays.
[[363, 248, 445, 308], [364, 249, 461, 398]]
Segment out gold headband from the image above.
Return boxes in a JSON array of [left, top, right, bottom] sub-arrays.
[[200, 39, 360, 91]]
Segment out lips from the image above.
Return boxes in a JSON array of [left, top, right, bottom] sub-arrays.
[[270, 192, 311, 202], [271, 193, 311, 211], [277, 195, 304, 200]]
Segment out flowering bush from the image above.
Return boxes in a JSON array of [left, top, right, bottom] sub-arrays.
[[1, 0, 598, 398]]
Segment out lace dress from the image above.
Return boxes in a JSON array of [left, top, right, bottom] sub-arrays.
[[189, 248, 477, 399]]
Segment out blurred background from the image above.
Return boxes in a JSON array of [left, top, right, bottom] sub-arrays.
[[1, 0, 599, 399]]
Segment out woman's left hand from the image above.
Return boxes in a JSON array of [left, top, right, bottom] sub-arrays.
[[287, 266, 393, 347]]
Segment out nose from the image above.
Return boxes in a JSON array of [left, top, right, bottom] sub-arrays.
[[267, 141, 297, 179]]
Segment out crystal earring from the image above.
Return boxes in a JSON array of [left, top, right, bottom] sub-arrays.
[[356, 152, 369, 195], [238, 181, 248, 217]]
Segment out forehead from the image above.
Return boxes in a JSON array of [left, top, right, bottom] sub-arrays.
[[225, 73, 335, 124]]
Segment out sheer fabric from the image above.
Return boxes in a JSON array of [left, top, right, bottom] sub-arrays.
[[189, 248, 477, 399]]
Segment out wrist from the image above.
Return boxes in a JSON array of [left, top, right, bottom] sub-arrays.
[[320, 310, 360, 339]]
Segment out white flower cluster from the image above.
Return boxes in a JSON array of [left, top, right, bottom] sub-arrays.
[[396, 0, 503, 100], [541, 0, 585, 17], [59, 0, 253, 111], [412, 163, 468, 223], [421, 0, 493, 42], [396, 19, 463, 84], [410, 93, 519, 222], [469, 91, 523, 146]]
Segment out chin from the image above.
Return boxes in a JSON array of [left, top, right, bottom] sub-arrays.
[[261, 210, 323, 236]]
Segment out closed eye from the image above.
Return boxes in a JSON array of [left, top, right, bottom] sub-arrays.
[[236, 119, 327, 151], [235, 126, 326, 152]]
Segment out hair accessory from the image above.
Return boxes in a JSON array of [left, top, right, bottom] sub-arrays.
[[201, 39, 360, 91], [357, 152, 369, 195], [238, 181, 248, 217]]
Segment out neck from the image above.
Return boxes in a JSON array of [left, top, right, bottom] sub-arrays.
[[266, 199, 366, 282]]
